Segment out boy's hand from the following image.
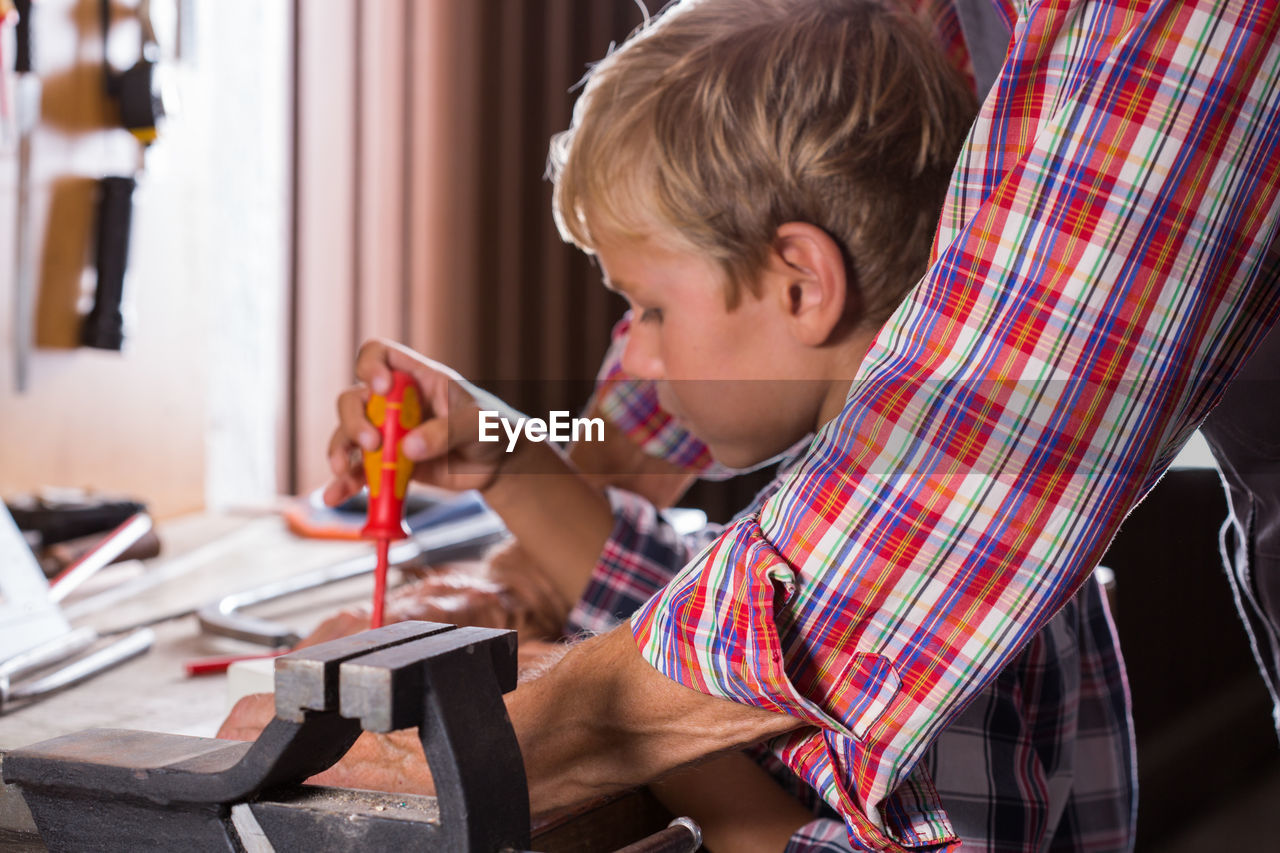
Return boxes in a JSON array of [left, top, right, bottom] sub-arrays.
[[324, 338, 513, 506]]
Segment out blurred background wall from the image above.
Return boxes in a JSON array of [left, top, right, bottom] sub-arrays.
[[0, 0, 288, 516], [0, 0, 649, 515]]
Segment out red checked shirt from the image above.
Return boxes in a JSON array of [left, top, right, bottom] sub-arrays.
[[623, 0, 1280, 849], [568, 469, 1134, 851]]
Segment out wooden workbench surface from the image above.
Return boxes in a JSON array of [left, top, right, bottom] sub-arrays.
[[0, 512, 682, 852], [0, 511, 380, 839]]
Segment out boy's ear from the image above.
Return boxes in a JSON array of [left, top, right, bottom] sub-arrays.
[[764, 222, 851, 347]]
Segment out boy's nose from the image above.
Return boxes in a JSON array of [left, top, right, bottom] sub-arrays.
[[621, 324, 664, 381]]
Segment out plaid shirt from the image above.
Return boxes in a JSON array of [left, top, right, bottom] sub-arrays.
[[569, 470, 1133, 852], [614, 0, 1280, 849]]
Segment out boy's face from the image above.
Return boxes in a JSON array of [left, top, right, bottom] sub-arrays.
[[595, 230, 832, 469]]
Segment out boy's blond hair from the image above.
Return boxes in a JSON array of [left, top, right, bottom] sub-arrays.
[[549, 0, 976, 326]]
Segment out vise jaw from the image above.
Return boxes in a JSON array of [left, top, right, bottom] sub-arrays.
[[2, 621, 528, 852]]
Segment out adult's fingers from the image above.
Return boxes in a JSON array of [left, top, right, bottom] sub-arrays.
[[216, 693, 276, 741], [297, 609, 370, 649]]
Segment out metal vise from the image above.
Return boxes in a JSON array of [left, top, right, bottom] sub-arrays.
[[2, 621, 528, 852]]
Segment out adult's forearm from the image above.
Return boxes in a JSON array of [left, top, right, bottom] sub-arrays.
[[507, 626, 802, 816]]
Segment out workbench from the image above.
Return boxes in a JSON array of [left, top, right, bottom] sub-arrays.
[[0, 512, 680, 852], [0, 513, 370, 842]]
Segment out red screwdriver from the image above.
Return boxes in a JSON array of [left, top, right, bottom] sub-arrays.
[[361, 370, 423, 627]]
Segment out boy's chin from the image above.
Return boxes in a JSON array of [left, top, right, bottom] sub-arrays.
[[704, 430, 810, 472], [705, 442, 776, 472]]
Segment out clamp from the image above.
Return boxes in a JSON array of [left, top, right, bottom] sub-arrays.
[[4, 622, 529, 852]]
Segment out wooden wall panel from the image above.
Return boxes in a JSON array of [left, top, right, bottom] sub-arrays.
[[467, 0, 645, 410], [0, 0, 290, 517], [355, 0, 408, 344], [406, 0, 481, 370]]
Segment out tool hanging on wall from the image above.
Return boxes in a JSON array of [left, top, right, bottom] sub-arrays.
[[101, 0, 165, 145], [83, 0, 166, 351], [11, 0, 39, 391], [81, 175, 135, 350]]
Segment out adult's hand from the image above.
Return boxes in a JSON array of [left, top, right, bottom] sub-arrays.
[[297, 553, 569, 650], [216, 692, 275, 742], [217, 694, 436, 796]]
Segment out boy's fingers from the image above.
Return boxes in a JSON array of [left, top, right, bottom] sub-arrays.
[[403, 366, 458, 428], [326, 422, 368, 478], [348, 340, 498, 480], [402, 417, 452, 462], [451, 399, 497, 452], [322, 472, 363, 508], [355, 337, 464, 405], [336, 385, 380, 452], [406, 401, 500, 457], [353, 339, 395, 395]]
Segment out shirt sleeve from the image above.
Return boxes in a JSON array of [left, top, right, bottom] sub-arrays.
[[565, 487, 725, 636], [632, 0, 1280, 847], [784, 819, 863, 853]]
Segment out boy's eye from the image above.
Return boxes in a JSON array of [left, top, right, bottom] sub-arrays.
[[639, 307, 663, 324]]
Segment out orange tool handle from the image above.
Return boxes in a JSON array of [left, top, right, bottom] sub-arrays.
[[360, 370, 422, 542]]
